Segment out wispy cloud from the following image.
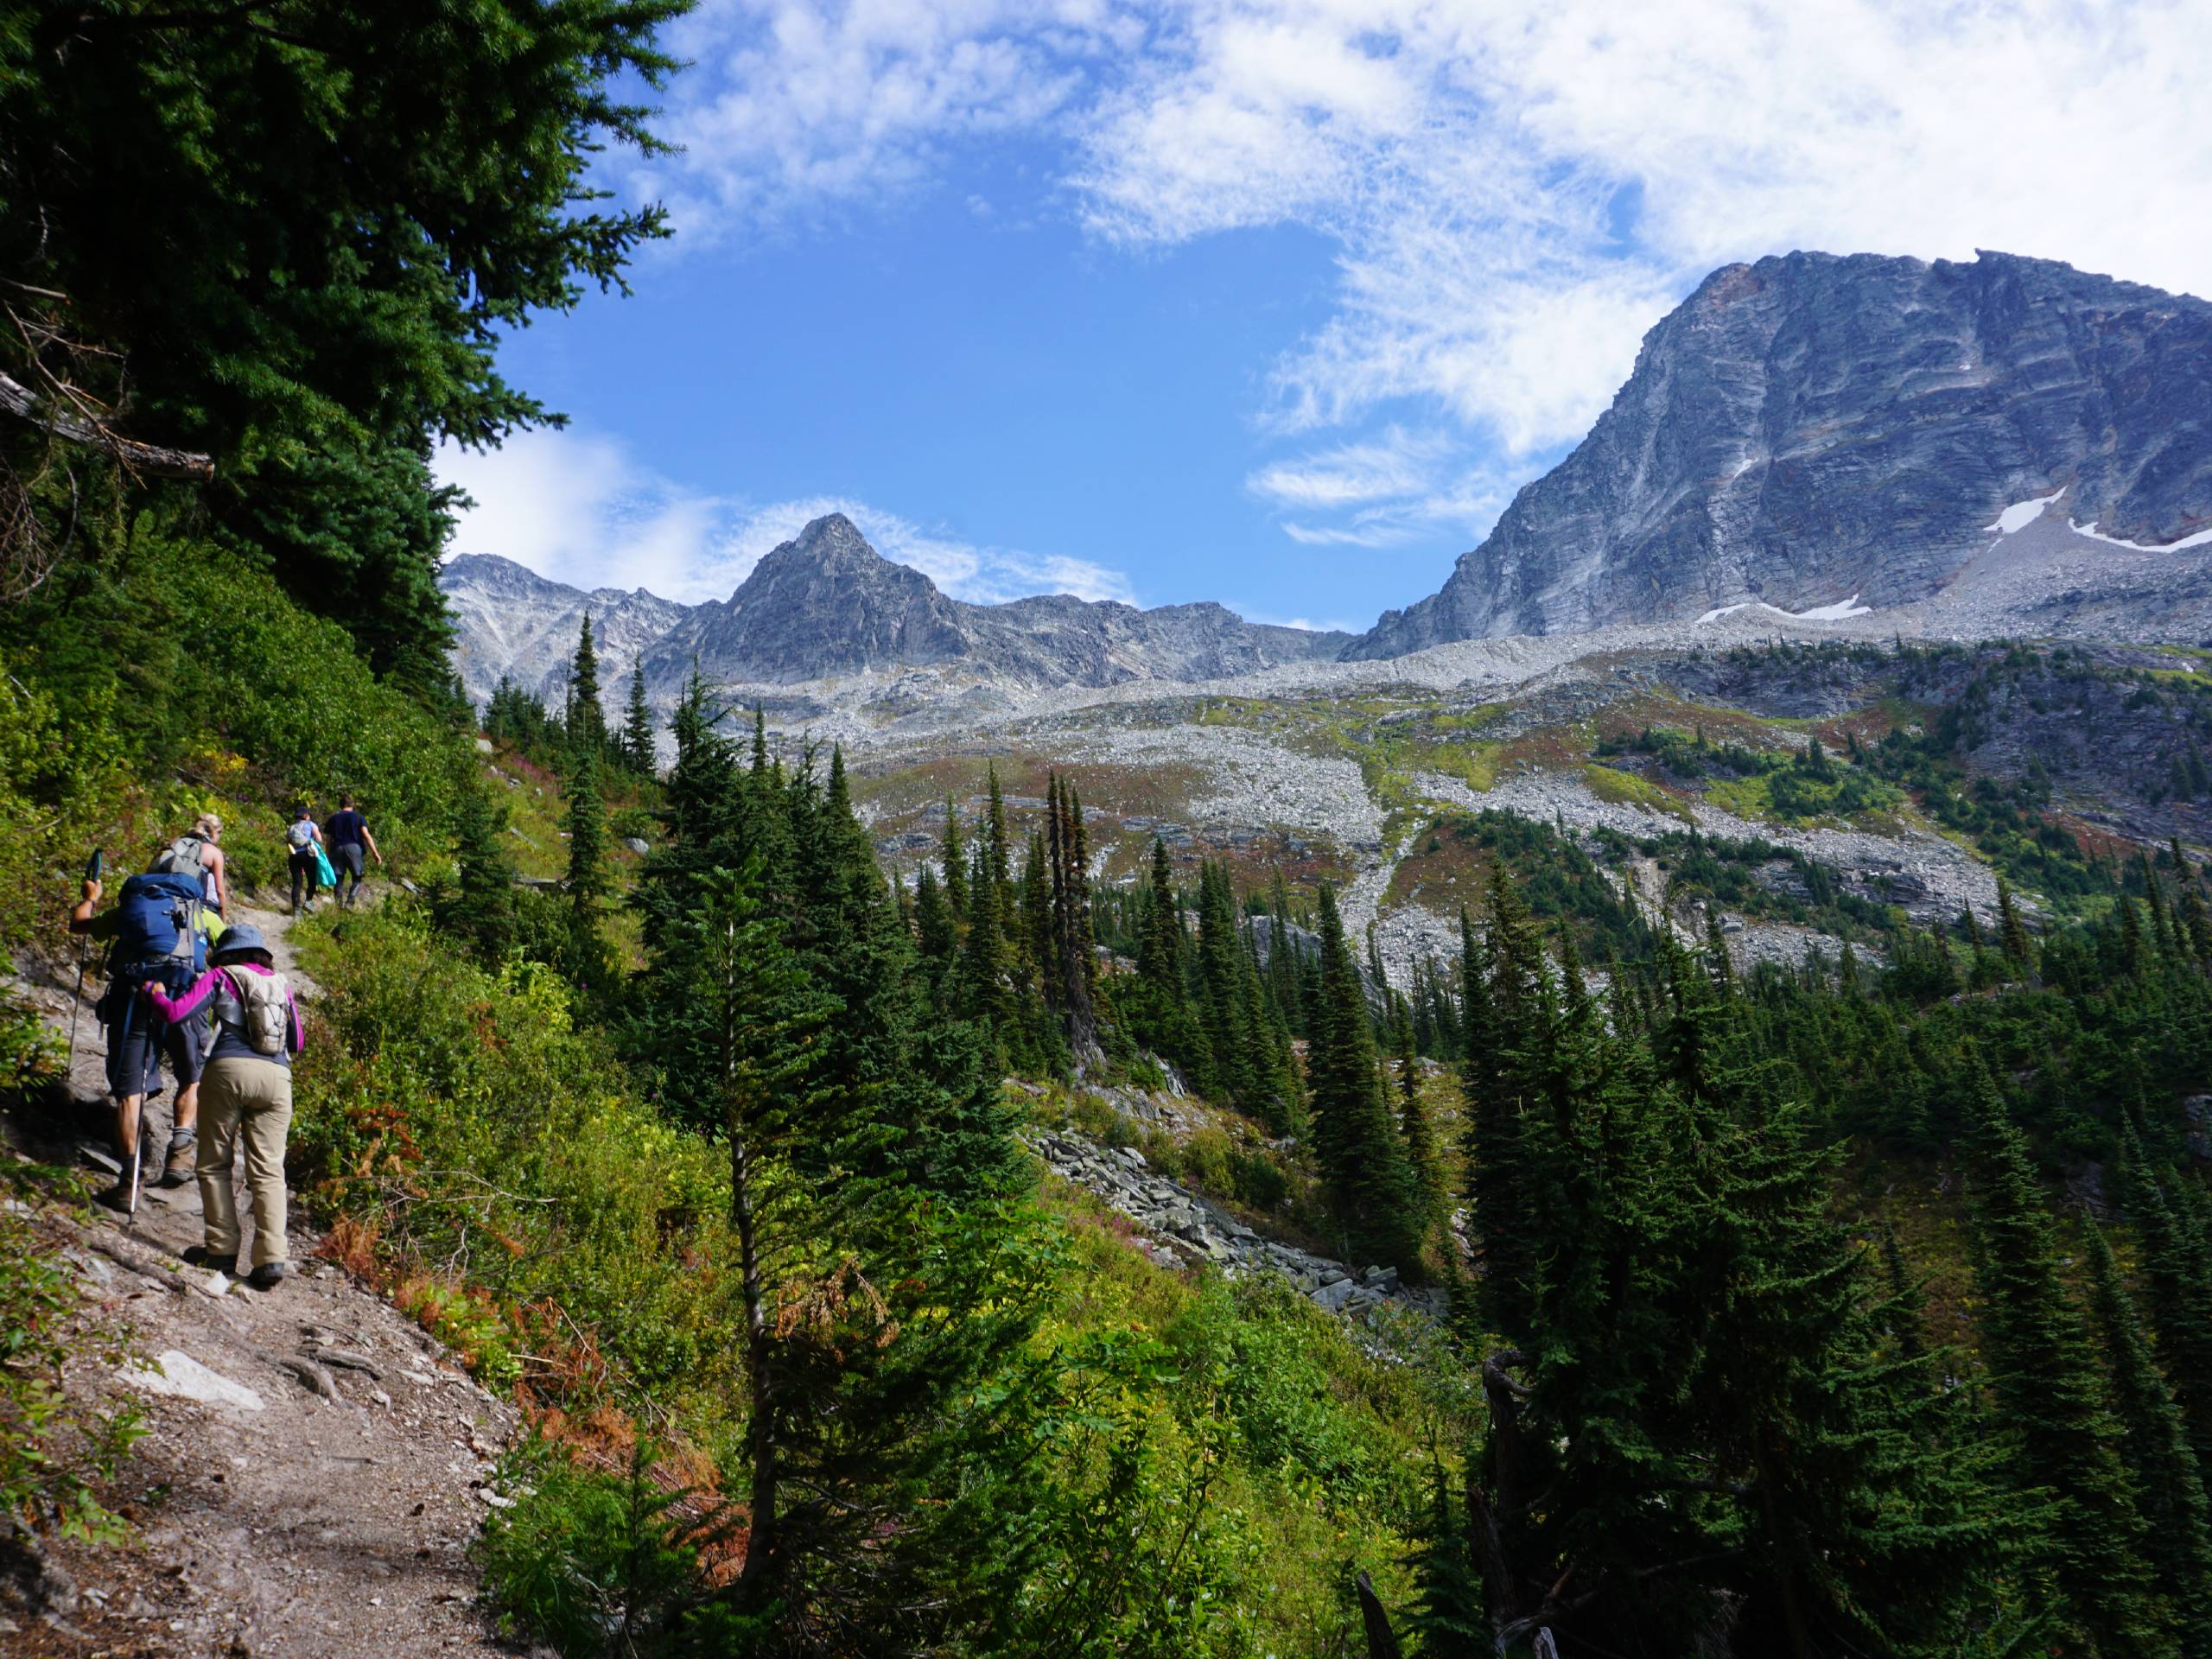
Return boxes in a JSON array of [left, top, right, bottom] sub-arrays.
[[1251, 427, 1520, 550], [631, 0, 2212, 550], [1246, 427, 1453, 511], [435, 429, 1135, 607]]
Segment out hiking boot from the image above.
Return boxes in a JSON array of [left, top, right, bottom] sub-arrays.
[[160, 1138, 196, 1188], [246, 1261, 289, 1291], [96, 1180, 134, 1212], [181, 1245, 237, 1274]]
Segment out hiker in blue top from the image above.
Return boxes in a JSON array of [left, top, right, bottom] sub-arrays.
[[285, 804, 326, 914], [68, 855, 227, 1207], [321, 793, 383, 910]]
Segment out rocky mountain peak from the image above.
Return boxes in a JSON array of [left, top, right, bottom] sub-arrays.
[[1347, 248, 2212, 657]]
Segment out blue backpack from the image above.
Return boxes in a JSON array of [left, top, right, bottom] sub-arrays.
[[110, 872, 208, 991]]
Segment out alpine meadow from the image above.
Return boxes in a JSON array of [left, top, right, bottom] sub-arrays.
[[3, 5, 2212, 1659]]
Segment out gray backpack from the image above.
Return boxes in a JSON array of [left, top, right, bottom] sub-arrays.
[[150, 835, 208, 878], [221, 969, 291, 1055]]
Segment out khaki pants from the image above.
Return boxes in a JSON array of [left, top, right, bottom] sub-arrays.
[[195, 1056, 293, 1268]]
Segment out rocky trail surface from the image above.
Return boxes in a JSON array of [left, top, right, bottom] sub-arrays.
[[3, 895, 524, 1659]]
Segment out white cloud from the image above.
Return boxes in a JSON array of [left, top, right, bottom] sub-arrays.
[[1246, 427, 1452, 510], [632, 0, 1132, 239], [435, 429, 1135, 607], [634, 0, 2212, 550], [1251, 426, 1520, 549]]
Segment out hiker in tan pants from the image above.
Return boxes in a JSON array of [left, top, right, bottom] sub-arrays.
[[142, 924, 303, 1288]]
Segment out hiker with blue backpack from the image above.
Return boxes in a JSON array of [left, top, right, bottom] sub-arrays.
[[67, 852, 227, 1207], [141, 923, 302, 1288]]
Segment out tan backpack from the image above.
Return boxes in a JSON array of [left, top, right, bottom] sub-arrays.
[[222, 969, 291, 1055]]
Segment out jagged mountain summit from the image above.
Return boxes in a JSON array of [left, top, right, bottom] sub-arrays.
[[439, 513, 1351, 707], [1350, 249, 2212, 657], [442, 552, 690, 708]]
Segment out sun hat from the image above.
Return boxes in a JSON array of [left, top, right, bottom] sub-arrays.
[[210, 924, 274, 967]]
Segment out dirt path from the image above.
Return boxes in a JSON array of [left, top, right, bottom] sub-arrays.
[[3, 893, 529, 1658]]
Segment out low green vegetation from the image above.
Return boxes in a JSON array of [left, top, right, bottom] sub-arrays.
[[1597, 724, 1903, 824]]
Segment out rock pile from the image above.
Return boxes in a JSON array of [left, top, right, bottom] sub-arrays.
[[1026, 1128, 1449, 1325]]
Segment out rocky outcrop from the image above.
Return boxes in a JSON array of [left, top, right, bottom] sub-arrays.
[[1349, 250, 2212, 656], [1026, 1128, 1448, 1325]]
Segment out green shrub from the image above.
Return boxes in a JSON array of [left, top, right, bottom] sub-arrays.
[[475, 1440, 699, 1656], [292, 907, 731, 1412], [0, 1205, 143, 1542]]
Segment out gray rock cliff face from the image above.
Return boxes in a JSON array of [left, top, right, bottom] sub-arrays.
[[441, 553, 690, 709], [1347, 250, 2212, 657], [442, 513, 1351, 705]]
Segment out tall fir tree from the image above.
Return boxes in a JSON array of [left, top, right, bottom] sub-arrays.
[[441, 780, 517, 963], [1308, 883, 1423, 1272], [621, 666, 655, 776], [1961, 1072, 2160, 1649], [565, 740, 610, 916], [1046, 773, 1099, 1058], [2081, 1214, 2212, 1655], [2119, 1122, 2212, 1477], [1392, 994, 1443, 1227], [567, 612, 605, 760], [940, 796, 968, 923]]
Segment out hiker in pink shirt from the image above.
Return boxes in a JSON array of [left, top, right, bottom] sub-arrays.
[[142, 924, 302, 1288]]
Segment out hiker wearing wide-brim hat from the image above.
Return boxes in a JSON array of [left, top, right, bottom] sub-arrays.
[[142, 921, 303, 1289]]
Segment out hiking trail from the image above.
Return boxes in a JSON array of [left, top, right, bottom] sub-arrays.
[[3, 893, 530, 1658]]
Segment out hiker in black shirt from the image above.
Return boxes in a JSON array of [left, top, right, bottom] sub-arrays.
[[321, 793, 383, 910]]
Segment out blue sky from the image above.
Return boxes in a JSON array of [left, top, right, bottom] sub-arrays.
[[437, 0, 2212, 634]]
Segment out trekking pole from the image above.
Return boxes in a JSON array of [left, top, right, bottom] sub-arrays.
[[63, 849, 102, 1075]]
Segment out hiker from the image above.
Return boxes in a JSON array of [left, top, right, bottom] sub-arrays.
[[67, 866, 225, 1204], [321, 793, 383, 910], [149, 812, 230, 917], [285, 804, 325, 913], [142, 924, 302, 1288]]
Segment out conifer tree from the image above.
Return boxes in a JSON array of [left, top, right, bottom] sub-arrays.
[[621, 666, 654, 775], [565, 740, 610, 917], [2081, 1214, 2212, 1654], [1392, 995, 1442, 1225], [1017, 830, 1052, 1015], [1136, 837, 1184, 1000], [568, 612, 605, 759], [2120, 1123, 2212, 1476], [1465, 873, 1547, 1337], [981, 764, 1014, 931], [636, 867, 1040, 1637], [1045, 773, 1099, 1057], [914, 861, 955, 969], [940, 797, 968, 922], [1961, 1074, 2159, 1649], [1195, 861, 1258, 1109], [1993, 877, 2034, 971], [442, 780, 517, 963], [1308, 883, 1421, 1271]]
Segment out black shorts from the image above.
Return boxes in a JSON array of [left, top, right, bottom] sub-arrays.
[[333, 843, 365, 879], [102, 997, 207, 1102]]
